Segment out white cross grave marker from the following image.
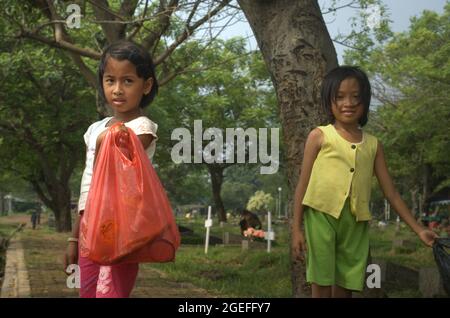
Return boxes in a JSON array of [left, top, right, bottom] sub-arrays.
[[264, 211, 275, 253], [204, 206, 213, 254]]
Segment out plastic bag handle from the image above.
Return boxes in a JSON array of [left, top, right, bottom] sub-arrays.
[[109, 123, 137, 165]]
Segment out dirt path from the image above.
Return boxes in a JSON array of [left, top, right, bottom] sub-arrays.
[[0, 213, 216, 298], [1, 238, 31, 297]]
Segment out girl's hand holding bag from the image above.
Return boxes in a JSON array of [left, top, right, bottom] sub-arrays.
[[80, 122, 180, 265]]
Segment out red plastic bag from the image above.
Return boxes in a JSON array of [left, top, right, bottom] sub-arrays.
[[80, 122, 180, 265]]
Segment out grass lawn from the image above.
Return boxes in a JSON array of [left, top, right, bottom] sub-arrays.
[[150, 244, 291, 297], [369, 224, 436, 269], [157, 216, 439, 298], [1, 213, 442, 298], [148, 215, 291, 297]]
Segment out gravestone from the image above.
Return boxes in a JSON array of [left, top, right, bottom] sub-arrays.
[[419, 267, 446, 297], [48, 213, 55, 228], [388, 262, 419, 288], [204, 206, 212, 254], [241, 239, 266, 251], [385, 262, 419, 289], [264, 211, 275, 253], [178, 225, 194, 234], [223, 232, 229, 245], [392, 239, 416, 253]]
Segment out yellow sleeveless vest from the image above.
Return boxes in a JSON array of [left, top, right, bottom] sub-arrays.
[[302, 124, 378, 221]]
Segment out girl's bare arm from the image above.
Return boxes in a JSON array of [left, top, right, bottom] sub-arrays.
[[374, 141, 437, 246], [292, 128, 323, 258]]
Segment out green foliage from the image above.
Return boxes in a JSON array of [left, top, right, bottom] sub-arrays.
[[149, 245, 292, 297], [148, 38, 279, 208], [0, 44, 94, 169], [220, 164, 289, 214], [145, 220, 436, 297], [344, 3, 450, 205], [246, 190, 274, 213], [1, 1, 279, 223], [331, 0, 392, 56], [0, 39, 96, 225]]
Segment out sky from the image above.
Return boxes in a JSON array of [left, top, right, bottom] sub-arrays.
[[219, 0, 448, 63]]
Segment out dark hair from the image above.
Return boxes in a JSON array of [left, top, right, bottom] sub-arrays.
[[239, 209, 262, 235], [98, 40, 159, 108], [321, 66, 371, 127]]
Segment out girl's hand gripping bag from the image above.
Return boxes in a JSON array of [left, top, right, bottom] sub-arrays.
[[80, 123, 180, 265]]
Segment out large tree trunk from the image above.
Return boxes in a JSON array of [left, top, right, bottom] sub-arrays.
[[207, 164, 227, 222], [30, 149, 76, 233], [0, 191, 4, 216], [421, 164, 432, 213], [53, 187, 72, 232], [238, 0, 338, 297], [410, 187, 419, 219], [32, 179, 72, 232]]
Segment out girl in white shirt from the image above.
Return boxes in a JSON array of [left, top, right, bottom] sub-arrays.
[[64, 40, 160, 298]]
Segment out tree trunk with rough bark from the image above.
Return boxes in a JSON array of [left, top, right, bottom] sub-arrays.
[[410, 187, 419, 219], [422, 164, 432, 213], [31, 178, 73, 232], [53, 186, 72, 232], [207, 164, 227, 222], [238, 0, 338, 297], [0, 191, 4, 216]]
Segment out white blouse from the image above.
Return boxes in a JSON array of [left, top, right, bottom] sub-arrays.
[[77, 116, 158, 212]]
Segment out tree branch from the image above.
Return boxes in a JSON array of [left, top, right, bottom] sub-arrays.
[[127, 0, 150, 40], [118, 0, 140, 18], [332, 38, 364, 51], [90, 0, 125, 43], [321, 0, 359, 15], [20, 0, 99, 87], [186, 0, 201, 27], [153, 0, 232, 66], [141, 0, 180, 51], [17, 30, 101, 60], [88, 0, 140, 43], [159, 36, 252, 86], [28, 179, 54, 211]]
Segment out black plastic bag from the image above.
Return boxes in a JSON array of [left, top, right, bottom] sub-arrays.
[[433, 237, 450, 296]]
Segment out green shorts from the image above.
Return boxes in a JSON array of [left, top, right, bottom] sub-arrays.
[[304, 200, 369, 291]]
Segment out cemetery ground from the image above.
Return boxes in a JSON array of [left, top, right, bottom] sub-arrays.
[[0, 212, 447, 298], [0, 213, 216, 298]]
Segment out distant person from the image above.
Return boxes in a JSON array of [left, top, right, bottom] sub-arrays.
[[30, 210, 38, 230], [421, 212, 430, 227], [37, 206, 42, 225], [239, 209, 262, 235], [292, 66, 438, 298]]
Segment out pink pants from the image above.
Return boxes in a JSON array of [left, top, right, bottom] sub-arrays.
[[78, 251, 139, 298]]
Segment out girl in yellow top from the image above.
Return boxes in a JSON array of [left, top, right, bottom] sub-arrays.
[[292, 66, 438, 298]]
